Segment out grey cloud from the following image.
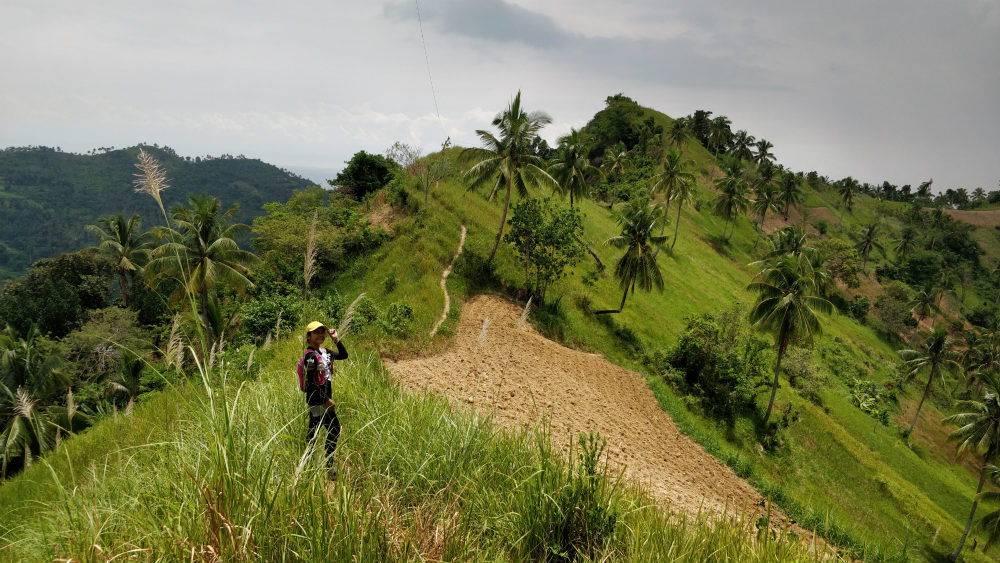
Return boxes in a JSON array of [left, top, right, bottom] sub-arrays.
[[383, 0, 776, 90]]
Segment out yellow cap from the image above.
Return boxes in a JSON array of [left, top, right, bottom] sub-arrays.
[[305, 321, 326, 334]]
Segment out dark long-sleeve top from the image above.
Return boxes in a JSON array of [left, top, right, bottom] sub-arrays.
[[303, 341, 348, 406]]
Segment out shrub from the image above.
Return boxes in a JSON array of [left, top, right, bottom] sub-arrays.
[[239, 293, 303, 340], [812, 219, 830, 235], [381, 302, 414, 335], [649, 305, 771, 422], [782, 348, 827, 406]]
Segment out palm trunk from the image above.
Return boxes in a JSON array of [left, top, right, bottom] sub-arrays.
[[595, 284, 629, 315], [722, 216, 731, 240], [119, 272, 130, 308], [908, 370, 936, 437], [948, 465, 989, 562], [608, 182, 617, 209], [670, 202, 682, 251], [763, 340, 788, 425], [580, 239, 605, 272], [487, 181, 512, 263]]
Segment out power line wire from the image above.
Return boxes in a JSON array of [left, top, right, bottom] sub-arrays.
[[415, 0, 445, 136]]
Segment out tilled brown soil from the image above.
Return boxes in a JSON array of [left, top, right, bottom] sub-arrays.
[[385, 295, 781, 520]]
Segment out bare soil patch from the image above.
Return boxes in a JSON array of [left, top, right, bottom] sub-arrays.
[[944, 209, 1000, 229], [385, 296, 798, 524]]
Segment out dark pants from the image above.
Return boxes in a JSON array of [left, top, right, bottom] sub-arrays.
[[307, 407, 341, 463]]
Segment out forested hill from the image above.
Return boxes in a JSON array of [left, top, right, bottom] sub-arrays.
[[0, 145, 313, 282]]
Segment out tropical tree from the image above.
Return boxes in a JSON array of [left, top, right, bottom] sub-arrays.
[[909, 285, 943, 328], [748, 253, 833, 424], [751, 182, 781, 248], [549, 128, 599, 208], [838, 177, 859, 214], [144, 195, 260, 330], [713, 158, 751, 241], [666, 118, 690, 150], [650, 149, 695, 253], [754, 139, 775, 166], [855, 222, 885, 271], [730, 130, 756, 162], [894, 226, 918, 260], [707, 115, 733, 156], [462, 91, 558, 262], [899, 328, 962, 438], [943, 372, 1000, 561], [601, 142, 629, 209], [595, 198, 666, 314], [777, 172, 802, 220], [86, 213, 155, 308]]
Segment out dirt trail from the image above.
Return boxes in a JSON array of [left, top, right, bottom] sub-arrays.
[[387, 295, 795, 524], [429, 225, 466, 337]]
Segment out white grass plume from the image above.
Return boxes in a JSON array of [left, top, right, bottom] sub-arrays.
[[338, 292, 366, 337], [133, 149, 169, 209], [517, 296, 533, 330]]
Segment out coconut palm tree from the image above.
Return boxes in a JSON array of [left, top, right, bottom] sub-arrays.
[[462, 91, 558, 262], [666, 117, 690, 150], [601, 142, 629, 209], [748, 253, 833, 424], [751, 182, 781, 248], [667, 178, 697, 253], [855, 222, 885, 271], [707, 115, 733, 156], [713, 158, 751, 241], [594, 198, 666, 314], [87, 213, 155, 307], [944, 372, 1000, 561], [730, 130, 756, 162], [777, 172, 802, 221], [909, 285, 943, 328], [894, 226, 918, 261], [549, 128, 599, 208], [650, 149, 695, 253], [899, 328, 962, 438], [754, 139, 775, 166], [144, 195, 260, 330], [838, 177, 859, 216]]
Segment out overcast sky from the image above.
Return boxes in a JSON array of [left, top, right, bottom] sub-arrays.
[[2, 0, 998, 191]]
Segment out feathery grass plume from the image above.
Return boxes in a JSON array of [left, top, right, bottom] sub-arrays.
[[66, 387, 77, 427], [263, 331, 272, 351], [478, 317, 491, 346], [303, 210, 318, 297], [208, 341, 218, 370], [517, 296, 533, 330], [133, 148, 169, 211], [246, 346, 255, 372], [165, 314, 184, 370], [338, 292, 366, 337], [274, 311, 284, 340]]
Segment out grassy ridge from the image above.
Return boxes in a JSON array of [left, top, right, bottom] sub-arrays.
[[0, 332, 828, 562], [329, 127, 994, 561]]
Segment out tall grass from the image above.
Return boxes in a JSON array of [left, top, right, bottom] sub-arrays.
[[1, 337, 836, 562]]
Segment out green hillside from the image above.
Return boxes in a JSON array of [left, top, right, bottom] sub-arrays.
[[0, 145, 312, 281], [1, 95, 998, 562]]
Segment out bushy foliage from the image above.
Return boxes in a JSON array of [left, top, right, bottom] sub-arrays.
[[579, 94, 663, 161], [56, 307, 151, 385], [381, 302, 414, 336], [0, 249, 113, 338], [646, 306, 771, 421], [872, 281, 918, 335], [505, 198, 586, 302], [330, 150, 399, 200], [238, 293, 304, 341], [848, 378, 896, 425], [814, 238, 862, 289], [781, 348, 828, 406]]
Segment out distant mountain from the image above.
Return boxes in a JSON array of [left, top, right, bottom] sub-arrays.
[[0, 145, 314, 282]]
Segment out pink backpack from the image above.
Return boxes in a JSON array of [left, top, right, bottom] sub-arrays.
[[297, 348, 327, 391]]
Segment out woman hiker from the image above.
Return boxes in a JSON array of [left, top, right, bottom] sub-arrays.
[[301, 320, 348, 479]]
